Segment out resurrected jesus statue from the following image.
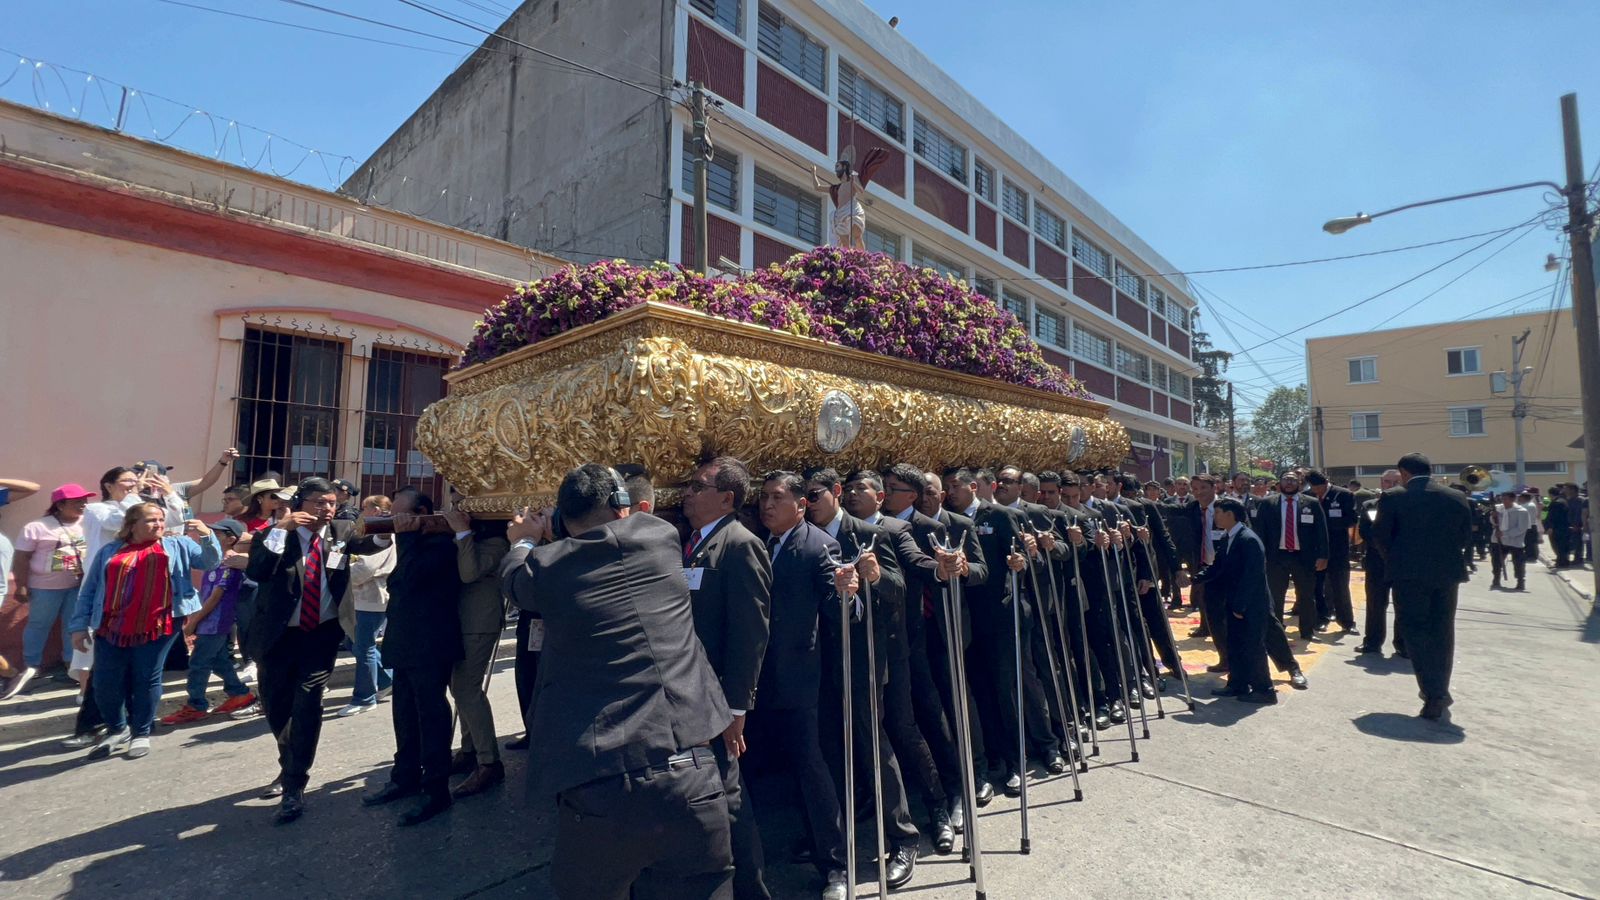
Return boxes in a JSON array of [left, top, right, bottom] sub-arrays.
[[812, 146, 890, 250]]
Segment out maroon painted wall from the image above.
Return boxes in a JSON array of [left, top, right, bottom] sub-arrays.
[[1073, 263, 1113, 315], [1168, 328, 1190, 359], [1075, 362, 1115, 399], [974, 202, 997, 249], [1116, 292, 1148, 332], [1002, 220, 1028, 267], [754, 232, 804, 268], [680, 206, 741, 270], [1170, 399, 1193, 425], [913, 163, 969, 233], [1034, 241, 1068, 289], [1118, 378, 1152, 411], [757, 63, 827, 153], [687, 19, 744, 106]]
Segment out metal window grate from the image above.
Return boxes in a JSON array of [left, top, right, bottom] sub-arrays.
[[838, 61, 904, 141], [1170, 372, 1192, 400], [912, 114, 967, 184], [681, 132, 740, 212], [971, 273, 997, 300], [754, 167, 822, 244], [690, 0, 741, 32], [1115, 263, 1145, 302], [1071, 231, 1110, 277], [1001, 289, 1030, 332], [757, 3, 826, 91], [1116, 344, 1150, 382], [361, 346, 448, 501], [864, 224, 902, 259], [1001, 179, 1029, 225], [912, 245, 965, 280], [1035, 205, 1065, 248], [1034, 307, 1065, 347], [1072, 323, 1111, 365], [973, 160, 995, 203]]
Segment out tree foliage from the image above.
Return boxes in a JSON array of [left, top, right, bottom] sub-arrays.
[[1250, 385, 1311, 468]]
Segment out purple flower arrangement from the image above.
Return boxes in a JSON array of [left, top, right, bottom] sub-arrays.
[[459, 248, 1089, 399]]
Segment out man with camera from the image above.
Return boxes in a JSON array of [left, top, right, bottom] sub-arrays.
[[501, 464, 736, 900]]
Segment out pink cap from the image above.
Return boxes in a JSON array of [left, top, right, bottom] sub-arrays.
[[50, 483, 96, 504]]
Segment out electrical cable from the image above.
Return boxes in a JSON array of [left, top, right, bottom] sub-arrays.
[[156, 0, 489, 56]]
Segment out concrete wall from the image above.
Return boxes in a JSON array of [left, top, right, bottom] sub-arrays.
[[344, 0, 675, 266]]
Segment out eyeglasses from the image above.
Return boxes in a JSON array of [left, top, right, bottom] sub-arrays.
[[805, 487, 827, 502], [996, 477, 1020, 486], [684, 479, 718, 494], [886, 485, 919, 495]]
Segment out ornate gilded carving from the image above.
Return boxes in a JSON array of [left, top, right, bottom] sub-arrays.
[[416, 303, 1130, 514]]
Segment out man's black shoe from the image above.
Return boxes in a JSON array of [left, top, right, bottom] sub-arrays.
[[1340, 625, 1360, 635], [790, 839, 816, 864], [1188, 627, 1208, 638], [1108, 701, 1127, 724], [1139, 678, 1157, 700], [1289, 670, 1308, 690], [1239, 691, 1278, 705], [885, 844, 918, 889], [1093, 708, 1112, 730], [1210, 686, 1247, 697], [1045, 753, 1068, 775], [273, 789, 305, 825], [260, 778, 284, 799], [1355, 645, 1379, 654], [932, 807, 955, 854], [504, 733, 530, 751], [975, 781, 994, 807], [398, 790, 452, 827], [947, 795, 965, 834], [362, 781, 420, 807], [1204, 663, 1228, 674], [1002, 772, 1022, 797], [448, 751, 475, 776], [1516, 581, 1526, 591]]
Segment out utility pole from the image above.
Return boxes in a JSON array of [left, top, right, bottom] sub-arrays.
[[690, 81, 710, 275], [1227, 382, 1238, 477], [1509, 328, 1531, 489], [1312, 406, 1325, 469], [1559, 93, 1599, 598]]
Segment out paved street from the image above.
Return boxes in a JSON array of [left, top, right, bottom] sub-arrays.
[[2, 559, 1597, 900]]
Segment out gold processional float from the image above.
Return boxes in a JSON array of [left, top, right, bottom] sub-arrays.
[[413, 251, 1130, 514]]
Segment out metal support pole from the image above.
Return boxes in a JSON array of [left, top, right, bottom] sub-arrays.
[[1009, 544, 1031, 854], [690, 81, 710, 275], [860, 572, 889, 900], [1110, 540, 1154, 738], [1027, 539, 1083, 800], [1092, 523, 1140, 762], [1066, 529, 1101, 760], [1558, 93, 1600, 599], [933, 535, 986, 898]]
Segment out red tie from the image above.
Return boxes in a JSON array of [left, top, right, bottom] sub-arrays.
[[299, 534, 323, 631], [684, 529, 702, 561], [1285, 498, 1298, 552]]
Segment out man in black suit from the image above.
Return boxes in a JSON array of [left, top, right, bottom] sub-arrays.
[[1255, 472, 1330, 643], [1372, 453, 1473, 722], [916, 471, 995, 811], [682, 456, 772, 900], [1357, 469, 1405, 655], [501, 464, 735, 900], [246, 477, 368, 825], [941, 467, 1047, 796], [1114, 474, 1186, 679], [1171, 474, 1229, 673], [806, 467, 921, 889], [1194, 498, 1277, 704], [361, 487, 463, 826], [1306, 470, 1359, 635], [752, 471, 854, 900]]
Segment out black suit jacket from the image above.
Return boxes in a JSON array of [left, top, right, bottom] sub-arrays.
[[874, 513, 934, 663], [887, 509, 946, 645], [1168, 499, 1202, 570], [823, 513, 903, 687], [244, 519, 361, 661], [1357, 495, 1388, 581], [1195, 526, 1272, 617], [757, 519, 839, 712], [964, 500, 1027, 605], [1372, 477, 1472, 587], [1254, 492, 1331, 564], [931, 508, 987, 645], [684, 516, 772, 712], [501, 513, 730, 795], [381, 531, 463, 669], [1317, 485, 1358, 557]]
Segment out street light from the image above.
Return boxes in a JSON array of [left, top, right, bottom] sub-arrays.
[[1321, 180, 1566, 235], [1322, 95, 1598, 602]]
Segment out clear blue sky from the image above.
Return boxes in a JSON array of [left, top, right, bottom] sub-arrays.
[[7, 1, 1597, 410]]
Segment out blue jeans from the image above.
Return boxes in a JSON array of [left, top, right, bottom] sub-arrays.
[[186, 632, 250, 711], [23, 586, 78, 668], [94, 632, 179, 737], [352, 610, 392, 706]]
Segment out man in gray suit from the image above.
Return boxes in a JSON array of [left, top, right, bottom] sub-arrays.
[[502, 464, 734, 900]]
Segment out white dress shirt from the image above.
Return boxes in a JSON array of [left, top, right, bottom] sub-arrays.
[[263, 523, 336, 627]]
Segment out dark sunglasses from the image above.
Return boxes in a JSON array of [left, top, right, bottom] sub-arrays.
[[805, 487, 827, 502]]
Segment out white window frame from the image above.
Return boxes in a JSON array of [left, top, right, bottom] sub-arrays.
[[1071, 321, 1112, 366], [912, 113, 968, 185], [838, 60, 904, 142], [1034, 305, 1066, 348], [1347, 356, 1378, 384], [1001, 178, 1029, 226], [863, 223, 902, 260], [1449, 406, 1487, 437], [753, 166, 822, 245], [1001, 289, 1031, 331], [756, 3, 827, 92], [973, 159, 996, 204], [680, 132, 739, 212], [1169, 372, 1192, 400], [1036, 204, 1065, 248], [1114, 262, 1145, 302], [1446, 346, 1483, 377], [1071, 230, 1111, 279], [689, 0, 741, 34], [911, 245, 964, 281], [970, 272, 996, 300], [1350, 412, 1381, 441], [1115, 343, 1150, 382]]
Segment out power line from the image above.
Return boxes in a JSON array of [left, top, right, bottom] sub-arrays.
[[1231, 208, 1560, 356], [1362, 222, 1541, 331], [390, 0, 675, 99], [156, 0, 483, 56]]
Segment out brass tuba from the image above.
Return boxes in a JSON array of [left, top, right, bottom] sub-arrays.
[[1460, 465, 1491, 489]]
